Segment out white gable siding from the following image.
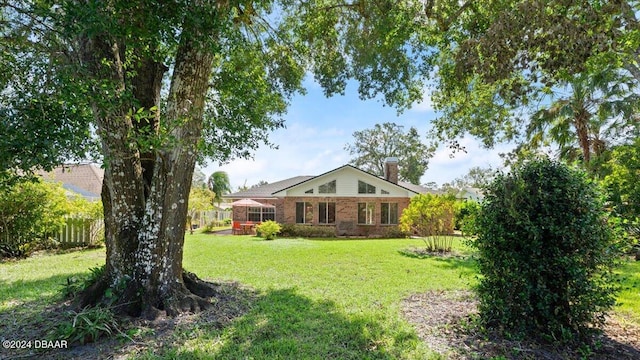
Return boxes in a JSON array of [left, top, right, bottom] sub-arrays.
[[273, 166, 416, 197]]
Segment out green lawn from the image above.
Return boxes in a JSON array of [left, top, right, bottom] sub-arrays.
[[178, 235, 476, 359], [0, 234, 638, 359]]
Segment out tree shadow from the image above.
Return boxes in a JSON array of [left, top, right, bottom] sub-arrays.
[[169, 288, 418, 359], [1, 276, 422, 359], [404, 290, 640, 360], [397, 247, 478, 276], [0, 273, 85, 360]]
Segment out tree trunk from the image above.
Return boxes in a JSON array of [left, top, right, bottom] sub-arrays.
[[574, 108, 591, 167], [79, 15, 219, 318]]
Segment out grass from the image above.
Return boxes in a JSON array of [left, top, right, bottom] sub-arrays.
[[1, 234, 639, 359], [616, 259, 640, 323], [174, 235, 476, 359], [0, 248, 105, 311]]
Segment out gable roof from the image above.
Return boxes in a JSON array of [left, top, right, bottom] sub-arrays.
[[225, 164, 434, 198], [273, 165, 419, 196], [39, 163, 104, 200], [225, 176, 314, 199]]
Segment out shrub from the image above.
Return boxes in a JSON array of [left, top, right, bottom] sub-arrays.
[[455, 200, 481, 236], [55, 306, 119, 345], [279, 224, 336, 238], [62, 265, 105, 299], [0, 178, 70, 258], [256, 220, 282, 240], [382, 225, 408, 239], [474, 159, 622, 342], [400, 193, 456, 252]]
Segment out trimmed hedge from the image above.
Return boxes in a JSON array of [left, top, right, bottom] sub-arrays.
[[279, 224, 336, 238]]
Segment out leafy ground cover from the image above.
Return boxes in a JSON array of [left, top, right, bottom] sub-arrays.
[[0, 234, 638, 359]]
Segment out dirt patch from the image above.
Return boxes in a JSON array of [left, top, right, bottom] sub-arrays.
[[0, 281, 256, 360], [402, 290, 640, 359]]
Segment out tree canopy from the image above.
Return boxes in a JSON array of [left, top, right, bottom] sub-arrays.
[[425, 0, 640, 168], [345, 122, 434, 184], [207, 171, 232, 206]]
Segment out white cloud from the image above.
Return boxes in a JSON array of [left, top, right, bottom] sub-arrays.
[[206, 122, 351, 190], [424, 136, 513, 185], [411, 92, 434, 113], [202, 78, 512, 191]]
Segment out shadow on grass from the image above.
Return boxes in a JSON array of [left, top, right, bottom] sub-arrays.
[[156, 288, 419, 359], [1, 277, 423, 359], [0, 273, 88, 360], [398, 247, 477, 274]]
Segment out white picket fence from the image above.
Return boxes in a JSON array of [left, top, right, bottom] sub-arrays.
[[193, 210, 232, 228], [54, 217, 104, 246]]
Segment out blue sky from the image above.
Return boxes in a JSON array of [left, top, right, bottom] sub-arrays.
[[203, 78, 514, 190]]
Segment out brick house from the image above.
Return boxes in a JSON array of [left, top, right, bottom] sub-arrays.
[[225, 158, 430, 236]]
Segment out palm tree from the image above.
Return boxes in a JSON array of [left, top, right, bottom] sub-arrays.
[[526, 69, 639, 173], [207, 171, 232, 214]]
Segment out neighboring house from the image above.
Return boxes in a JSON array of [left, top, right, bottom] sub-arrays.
[[456, 187, 484, 202], [224, 158, 432, 237], [39, 163, 104, 201], [38, 163, 105, 245]]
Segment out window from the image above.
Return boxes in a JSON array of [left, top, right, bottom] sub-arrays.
[[381, 189, 390, 195], [357, 202, 375, 224], [248, 207, 262, 222], [358, 180, 376, 194], [318, 202, 336, 224], [305, 188, 314, 194], [248, 206, 275, 222], [318, 180, 336, 194], [262, 207, 275, 221], [296, 202, 313, 224], [381, 203, 398, 224]]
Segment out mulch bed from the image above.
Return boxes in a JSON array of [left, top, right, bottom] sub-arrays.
[[402, 290, 640, 359]]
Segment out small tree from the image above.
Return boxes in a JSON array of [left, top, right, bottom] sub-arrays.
[[186, 187, 215, 235], [400, 194, 456, 252], [474, 159, 622, 342]]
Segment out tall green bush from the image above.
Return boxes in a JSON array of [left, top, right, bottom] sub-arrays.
[[0, 178, 70, 257], [474, 159, 622, 342], [454, 200, 481, 236]]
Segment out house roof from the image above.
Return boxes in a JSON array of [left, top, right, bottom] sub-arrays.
[[225, 164, 435, 198], [225, 176, 314, 199], [39, 163, 104, 200]]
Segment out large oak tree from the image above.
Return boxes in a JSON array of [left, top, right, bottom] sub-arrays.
[[0, 1, 431, 317], [345, 122, 434, 185]]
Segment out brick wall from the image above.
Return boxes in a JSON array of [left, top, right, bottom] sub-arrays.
[[283, 196, 410, 236]]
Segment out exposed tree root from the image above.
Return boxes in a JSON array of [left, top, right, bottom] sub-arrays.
[[78, 271, 223, 319], [78, 275, 110, 309]]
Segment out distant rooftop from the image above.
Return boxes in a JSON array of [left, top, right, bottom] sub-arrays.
[[39, 163, 104, 200]]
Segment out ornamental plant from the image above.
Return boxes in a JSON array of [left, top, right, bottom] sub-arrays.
[[400, 193, 456, 252], [256, 220, 282, 240], [474, 159, 622, 342]]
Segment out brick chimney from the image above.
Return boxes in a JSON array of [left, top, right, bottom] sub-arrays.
[[384, 157, 399, 184]]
